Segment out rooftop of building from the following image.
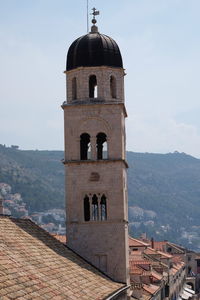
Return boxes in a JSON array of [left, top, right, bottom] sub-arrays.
[[0, 216, 125, 300], [51, 234, 66, 244], [129, 237, 150, 248]]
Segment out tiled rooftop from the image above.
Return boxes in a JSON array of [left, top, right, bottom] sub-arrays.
[[51, 234, 66, 244], [157, 251, 172, 259], [144, 247, 172, 259], [143, 284, 160, 295], [167, 242, 185, 254], [144, 248, 159, 255], [130, 260, 151, 266], [0, 216, 124, 300], [129, 238, 150, 248], [150, 271, 163, 281], [172, 255, 182, 263], [130, 265, 143, 275], [153, 241, 167, 251], [129, 252, 143, 260]]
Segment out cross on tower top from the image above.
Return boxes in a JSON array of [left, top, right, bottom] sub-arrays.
[[91, 7, 100, 25]]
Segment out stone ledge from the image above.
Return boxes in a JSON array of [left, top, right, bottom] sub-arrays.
[[67, 219, 129, 225], [63, 158, 129, 168], [61, 101, 128, 117]]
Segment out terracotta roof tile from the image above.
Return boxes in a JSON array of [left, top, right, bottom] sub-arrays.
[[130, 265, 143, 275], [129, 238, 150, 248], [167, 242, 185, 254], [130, 260, 151, 266], [51, 234, 66, 244], [143, 284, 160, 295], [172, 255, 183, 263], [144, 248, 158, 255], [0, 216, 124, 299], [153, 242, 167, 251], [157, 251, 172, 258], [151, 271, 163, 281]]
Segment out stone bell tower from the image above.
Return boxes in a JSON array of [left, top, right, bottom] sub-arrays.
[[62, 11, 129, 284]]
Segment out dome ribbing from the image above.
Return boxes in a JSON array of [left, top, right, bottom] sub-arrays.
[[66, 31, 123, 71]]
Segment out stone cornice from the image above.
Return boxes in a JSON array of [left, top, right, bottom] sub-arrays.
[[61, 101, 128, 117], [67, 219, 129, 225], [62, 158, 129, 168], [64, 65, 126, 75]]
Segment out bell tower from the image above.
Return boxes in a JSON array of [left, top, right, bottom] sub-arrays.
[[62, 11, 129, 285]]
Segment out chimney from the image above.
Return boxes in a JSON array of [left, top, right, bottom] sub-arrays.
[[0, 195, 4, 215], [151, 237, 154, 249]]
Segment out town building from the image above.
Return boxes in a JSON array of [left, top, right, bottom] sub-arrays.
[[128, 237, 197, 300]]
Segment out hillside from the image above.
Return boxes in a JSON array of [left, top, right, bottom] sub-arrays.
[[0, 145, 64, 212], [0, 144, 200, 251], [127, 151, 200, 251]]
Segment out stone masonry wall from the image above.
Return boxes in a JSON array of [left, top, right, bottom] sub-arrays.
[[66, 66, 125, 103]]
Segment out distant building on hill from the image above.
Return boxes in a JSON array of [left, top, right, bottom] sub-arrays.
[[11, 145, 19, 150]]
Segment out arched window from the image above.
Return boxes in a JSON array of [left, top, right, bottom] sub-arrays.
[[110, 76, 116, 98], [92, 194, 99, 221], [100, 194, 107, 221], [80, 133, 91, 160], [72, 77, 77, 100], [84, 195, 90, 221], [89, 75, 98, 98], [96, 133, 107, 160]]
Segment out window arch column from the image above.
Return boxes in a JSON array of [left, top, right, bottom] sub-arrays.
[[92, 194, 99, 221], [100, 195, 107, 221], [90, 136, 97, 160], [96, 133, 108, 160], [83, 193, 107, 222]]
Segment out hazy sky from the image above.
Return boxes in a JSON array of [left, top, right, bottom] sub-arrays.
[[0, 0, 200, 158]]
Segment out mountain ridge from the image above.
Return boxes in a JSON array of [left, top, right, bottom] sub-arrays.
[[0, 144, 200, 251]]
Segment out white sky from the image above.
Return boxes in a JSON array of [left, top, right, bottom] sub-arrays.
[[0, 0, 200, 158]]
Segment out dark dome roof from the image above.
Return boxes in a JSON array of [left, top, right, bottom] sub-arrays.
[[67, 30, 123, 71]]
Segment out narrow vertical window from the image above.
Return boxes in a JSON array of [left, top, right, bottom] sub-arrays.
[[84, 195, 90, 221], [110, 76, 116, 98], [92, 194, 99, 221], [80, 133, 91, 160], [100, 194, 107, 221], [72, 77, 77, 100], [96, 133, 107, 160], [89, 75, 98, 98]]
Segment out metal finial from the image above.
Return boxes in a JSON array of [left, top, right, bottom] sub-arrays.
[[90, 7, 100, 33], [91, 7, 100, 24]]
